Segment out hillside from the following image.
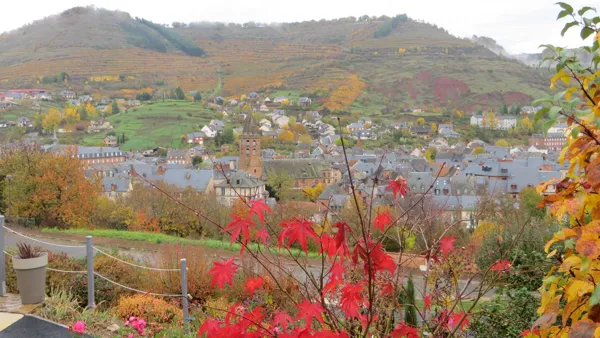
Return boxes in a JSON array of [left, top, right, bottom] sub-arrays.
[[0, 7, 551, 112]]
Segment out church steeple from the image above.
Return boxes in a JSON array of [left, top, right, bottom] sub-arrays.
[[239, 114, 262, 178]]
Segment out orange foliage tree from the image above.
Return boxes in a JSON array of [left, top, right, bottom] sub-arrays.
[[0, 146, 101, 228]]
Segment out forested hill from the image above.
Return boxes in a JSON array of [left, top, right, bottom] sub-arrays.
[[0, 6, 550, 112]]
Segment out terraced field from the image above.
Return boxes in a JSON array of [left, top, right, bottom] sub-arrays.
[[0, 6, 552, 112], [82, 100, 215, 150]]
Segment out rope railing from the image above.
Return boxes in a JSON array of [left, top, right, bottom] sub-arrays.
[[2, 226, 86, 249], [93, 272, 182, 298], [3, 251, 86, 274], [0, 218, 192, 333], [93, 247, 179, 272]]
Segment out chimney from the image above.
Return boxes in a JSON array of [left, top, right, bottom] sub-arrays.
[[185, 172, 191, 180]]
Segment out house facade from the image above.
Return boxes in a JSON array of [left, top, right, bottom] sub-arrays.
[[470, 115, 517, 130], [529, 133, 566, 152], [167, 150, 192, 166], [215, 170, 266, 206]]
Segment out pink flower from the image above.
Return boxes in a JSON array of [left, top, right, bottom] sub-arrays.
[[128, 334, 134, 338], [72, 321, 85, 334], [128, 316, 137, 323]]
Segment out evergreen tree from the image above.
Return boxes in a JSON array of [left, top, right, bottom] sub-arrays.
[[111, 102, 120, 115], [403, 275, 418, 327], [501, 104, 508, 115], [193, 92, 202, 102], [175, 87, 185, 100]]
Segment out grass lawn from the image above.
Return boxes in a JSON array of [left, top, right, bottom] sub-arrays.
[[269, 90, 302, 102], [82, 100, 216, 151], [43, 228, 320, 259]]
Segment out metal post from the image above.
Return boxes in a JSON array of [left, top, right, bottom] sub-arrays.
[[86, 236, 95, 308], [0, 215, 6, 296], [180, 258, 189, 334]]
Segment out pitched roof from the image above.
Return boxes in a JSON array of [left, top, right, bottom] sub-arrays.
[[215, 170, 264, 188], [164, 169, 213, 191], [262, 159, 330, 180]]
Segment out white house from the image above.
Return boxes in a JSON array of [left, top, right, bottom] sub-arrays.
[[201, 125, 218, 138], [259, 104, 269, 112], [273, 96, 288, 104], [272, 115, 290, 128], [470, 115, 517, 131]]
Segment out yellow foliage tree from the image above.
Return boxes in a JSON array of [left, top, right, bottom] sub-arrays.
[[104, 104, 112, 116], [416, 117, 426, 126], [430, 122, 438, 133], [85, 103, 98, 120], [303, 183, 323, 202], [532, 5, 600, 337], [278, 130, 294, 142], [472, 146, 486, 155], [42, 108, 62, 131], [495, 139, 509, 147], [299, 134, 313, 144], [63, 106, 80, 124]]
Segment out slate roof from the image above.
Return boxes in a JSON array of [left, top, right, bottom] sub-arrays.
[[163, 169, 213, 191], [432, 195, 481, 211], [262, 159, 330, 180], [215, 170, 264, 188], [102, 178, 130, 193]]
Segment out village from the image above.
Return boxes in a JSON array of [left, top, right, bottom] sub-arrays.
[[0, 87, 563, 225]]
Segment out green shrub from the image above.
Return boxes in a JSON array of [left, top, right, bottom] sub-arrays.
[[470, 288, 538, 337]]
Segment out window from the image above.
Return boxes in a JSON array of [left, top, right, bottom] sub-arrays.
[[511, 184, 517, 190], [221, 188, 225, 195], [443, 188, 449, 195]]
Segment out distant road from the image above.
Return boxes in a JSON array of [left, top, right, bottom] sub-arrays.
[[2, 227, 495, 300]]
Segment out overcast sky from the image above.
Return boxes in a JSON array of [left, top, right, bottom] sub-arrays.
[[1, 0, 599, 53]]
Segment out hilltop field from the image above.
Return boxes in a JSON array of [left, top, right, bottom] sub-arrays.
[[0, 7, 551, 114], [82, 101, 214, 150]]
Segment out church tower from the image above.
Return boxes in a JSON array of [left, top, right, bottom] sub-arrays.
[[239, 115, 262, 178]]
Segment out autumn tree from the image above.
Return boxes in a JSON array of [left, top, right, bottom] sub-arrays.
[[42, 108, 62, 132], [0, 147, 101, 228], [495, 139, 509, 147], [303, 183, 323, 202], [63, 105, 80, 124], [416, 117, 426, 125], [472, 146, 486, 155], [528, 4, 600, 337], [298, 134, 313, 144], [277, 130, 295, 143], [85, 102, 98, 120], [430, 122, 438, 134]]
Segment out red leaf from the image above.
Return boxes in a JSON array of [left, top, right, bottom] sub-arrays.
[[334, 222, 351, 259], [249, 199, 271, 225], [390, 322, 419, 338], [423, 294, 432, 311], [273, 311, 293, 332], [520, 329, 540, 336], [382, 282, 395, 296], [224, 215, 254, 248], [209, 258, 238, 289], [296, 298, 325, 329], [241, 306, 265, 331], [320, 233, 337, 258], [244, 277, 264, 296], [439, 236, 456, 257], [330, 261, 345, 281], [490, 259, 512, 275], [352, 238, 396, 277], [340, 283, 363, 318], [278, 218, 319, 254], [197, 319, 221, 337], [373, 212, 393, 231], [448, 311, 471, 331], [386, 177, 408, 199], [255, 229, 270, 246], [323, 279, 342, 295]]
